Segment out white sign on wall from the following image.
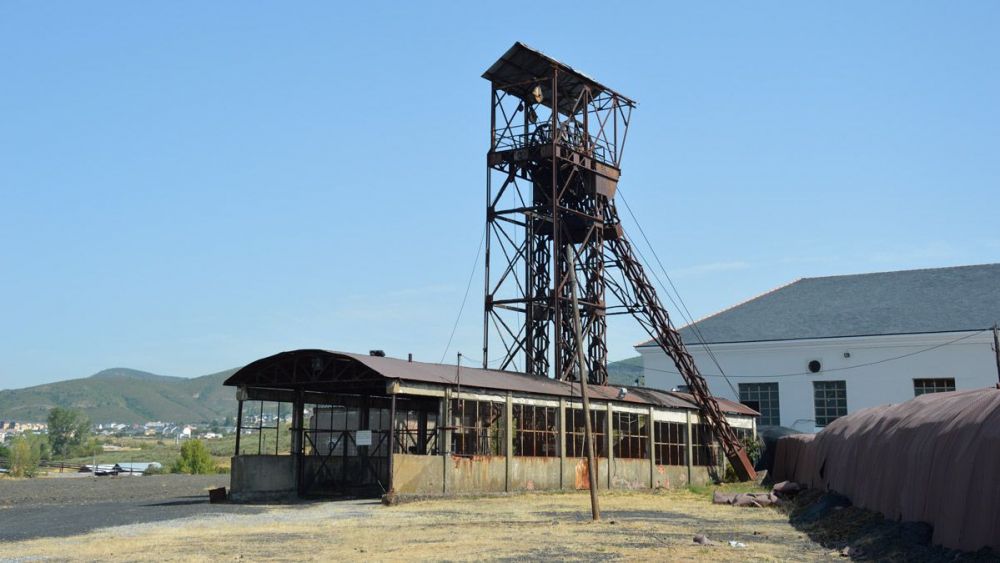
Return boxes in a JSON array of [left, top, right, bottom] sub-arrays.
[[355, 430, 372, 447]]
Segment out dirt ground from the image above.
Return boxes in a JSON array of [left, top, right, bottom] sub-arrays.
[[1, 486, 842, 562], [0, 474, 229, 508], [0, 474, 265, 542]]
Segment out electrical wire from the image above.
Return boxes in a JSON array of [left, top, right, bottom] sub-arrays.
[[457, 354, 508, 368], [617, 196, 734, 393], [639, 329, 989, 379], [439, 226, 487, 364], [615, 191, 714, 345], [616, 188, 739, 396]]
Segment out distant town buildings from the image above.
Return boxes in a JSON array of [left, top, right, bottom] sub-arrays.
[[0, 421, 47, 433], [0, 416, 240, 444]]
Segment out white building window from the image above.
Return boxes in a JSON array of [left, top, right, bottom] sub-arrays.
[[813, 381, 847, 427], [913, 378, 955, 396], [738, 382, 780, 426]]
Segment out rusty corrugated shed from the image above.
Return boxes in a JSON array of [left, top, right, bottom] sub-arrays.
[[226, 350, 757, 417]]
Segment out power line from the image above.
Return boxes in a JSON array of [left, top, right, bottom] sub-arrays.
[[616, 189, 739, 396], [457, 354, 507, 367], [440, 226, 487, 363], [640, 329, 989, 380], [615, 190, 722, 356]]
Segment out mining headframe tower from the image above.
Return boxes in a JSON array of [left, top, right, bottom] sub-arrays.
[[482, 42, 756, 480]]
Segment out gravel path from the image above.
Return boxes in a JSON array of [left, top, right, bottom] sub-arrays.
[[0, 475, 268, 541]]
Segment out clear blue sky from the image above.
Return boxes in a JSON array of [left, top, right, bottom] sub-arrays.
[[2, 2, 998, 389]]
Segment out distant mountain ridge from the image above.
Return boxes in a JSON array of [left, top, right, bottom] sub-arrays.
[[0, 367, 238, 424], [0, 357, 644, 424], [88, 367, 185, 382]]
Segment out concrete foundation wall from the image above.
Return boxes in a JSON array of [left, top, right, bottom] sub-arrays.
[[393, 454, 445, 494], [652, 464, 687, 489], [562, 458, 611, 490], [391, 453, 717, 496], [650, 464, 714, 488], [446, 455, 508, 493], [230, 455, 296, 501], [508, 456, 562, 491], [608, 458, 651, 490], [233, 452, 724, 499]]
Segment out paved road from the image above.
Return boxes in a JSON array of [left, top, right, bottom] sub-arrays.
[[0, 474, 269, 541]]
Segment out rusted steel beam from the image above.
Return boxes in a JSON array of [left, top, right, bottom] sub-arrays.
[[604, 202, 756, 481]]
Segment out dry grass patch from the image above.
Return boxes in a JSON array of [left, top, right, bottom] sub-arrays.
[[2, 488, 836, 561]]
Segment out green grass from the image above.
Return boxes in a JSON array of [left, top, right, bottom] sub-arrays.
[[55, 425, 294, 472], [686, 481, 768, 499]]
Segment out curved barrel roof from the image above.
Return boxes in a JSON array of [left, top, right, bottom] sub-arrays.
[[225, 349, 757, 417]]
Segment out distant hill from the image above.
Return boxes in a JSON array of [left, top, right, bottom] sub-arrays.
[[607, 356, 644, 387], [0, 367, 238, 424], [0, 357, 645, 424]]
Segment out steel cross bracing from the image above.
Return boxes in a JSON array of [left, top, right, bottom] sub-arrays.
[[483, 56, 624, 386], [482, 43, 756, 480]]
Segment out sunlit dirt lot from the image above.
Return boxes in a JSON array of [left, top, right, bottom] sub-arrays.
[[1, 486, 841, 561]]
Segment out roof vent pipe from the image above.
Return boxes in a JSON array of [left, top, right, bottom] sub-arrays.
[[408, 353, 413, 362]]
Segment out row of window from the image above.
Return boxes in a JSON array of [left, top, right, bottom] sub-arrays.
[[304, 401, 744, 468], [739, 378, 957, 428], [449, 399, 728, 466]]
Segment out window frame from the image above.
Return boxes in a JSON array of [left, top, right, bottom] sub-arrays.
[[690, 423, 718, 466], [913, 378, 956, 396], [653, 421, 686, 466], [738, 382, 780, 426], [565, 408, 607, 458], [450, 398, 505, 456], [512, 403, 558, 457], [813, 380, 847, 427], [611, 411, 648, 459], [392, 407, 438, 455]]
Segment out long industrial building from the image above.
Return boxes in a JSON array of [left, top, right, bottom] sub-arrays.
[[224, 349, 758, 500]]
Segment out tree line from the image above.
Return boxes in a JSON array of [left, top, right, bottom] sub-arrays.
[[0, 407, 97, 477], [0, 407, 218, 477]]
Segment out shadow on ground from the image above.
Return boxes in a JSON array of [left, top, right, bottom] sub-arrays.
[[785, 489, 998, 562]]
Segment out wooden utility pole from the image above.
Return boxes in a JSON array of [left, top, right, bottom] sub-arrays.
[[993, 323, 1000, 388], [566, 246, 601, 521]]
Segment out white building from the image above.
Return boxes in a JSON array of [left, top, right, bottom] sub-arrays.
[[637, 263, 1000, 433]]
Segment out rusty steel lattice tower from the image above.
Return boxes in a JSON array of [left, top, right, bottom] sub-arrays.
[[482, 43, 634, 384], [482, 43, 757, 479]]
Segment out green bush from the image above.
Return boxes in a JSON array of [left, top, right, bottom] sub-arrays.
[[741, 434, 763, 465], [143, 463, 167, 476], [73, 437, 103, 458], [47, 407, 91, 458], [722, 435, 764, 483], [8, 435, 43, 477], [171, 440, 215, 474]]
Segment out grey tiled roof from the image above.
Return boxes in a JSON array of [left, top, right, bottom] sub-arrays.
[[641, 263, 1000, 345]]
